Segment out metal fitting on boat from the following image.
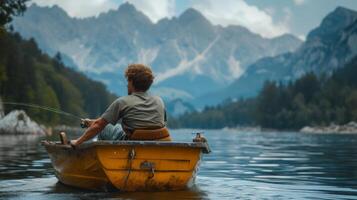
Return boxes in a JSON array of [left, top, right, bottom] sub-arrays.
[[129, 148, 136, 159], [193, 132, 207, 143], [140, 161, 155, 179], [59, 132, 68, 145]]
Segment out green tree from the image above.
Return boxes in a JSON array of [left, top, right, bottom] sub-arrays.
[[256, 81, 281, 128], [0, 0, 28, 26], [346, 90, 357, 121]]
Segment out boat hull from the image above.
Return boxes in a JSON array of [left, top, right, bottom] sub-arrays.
[[43, 141, 209, 191], [45, 144, 110, 191]]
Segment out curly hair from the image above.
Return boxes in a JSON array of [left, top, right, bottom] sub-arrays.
[[125, 64, 154, 92]]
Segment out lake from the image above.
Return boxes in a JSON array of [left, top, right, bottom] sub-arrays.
[[1, 129, 357, 199]]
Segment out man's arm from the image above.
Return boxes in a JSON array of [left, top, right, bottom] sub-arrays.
[[71, 118, 108, 147]]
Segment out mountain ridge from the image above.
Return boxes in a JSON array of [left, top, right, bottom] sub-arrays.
[[11, 3, 302, 106], [195, 6, 357, 107]]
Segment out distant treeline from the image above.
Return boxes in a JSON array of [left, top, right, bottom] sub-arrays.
[[170, 56, 357, 130], [0, 30, 116, 125]]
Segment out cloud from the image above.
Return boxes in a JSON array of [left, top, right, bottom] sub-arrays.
[[293, 0, 306, 6], [32, 0, 176, 22], [31, 0, 291, 38], [31, 0, 118, 18], [127, 0, 175, 23], [191, 0, 290, 38]]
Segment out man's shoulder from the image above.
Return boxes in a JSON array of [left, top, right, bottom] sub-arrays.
[[116, 96, 133, 103], [147, 94, 164, 103], [151, 95, 165, 108], [120, 93, 164, 105], [150, 94, 163, 100], [117, 94, 148, 104], [111, 96, 130, 106]]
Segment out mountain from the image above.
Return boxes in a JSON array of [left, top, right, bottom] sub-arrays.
[[165, 99, 196, 117], [176, 54, 357, 130], [197, 6, 357, 107], [11, 3, 301, 105]]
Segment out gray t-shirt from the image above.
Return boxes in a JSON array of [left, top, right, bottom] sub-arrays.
[[101, 92, 166, 131]]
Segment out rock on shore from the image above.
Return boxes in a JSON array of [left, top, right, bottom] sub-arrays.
[[300, 122, 357, 134], [0, 110, 46, 135]]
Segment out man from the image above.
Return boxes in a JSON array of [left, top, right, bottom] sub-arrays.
[[70, 64, 167, 147]]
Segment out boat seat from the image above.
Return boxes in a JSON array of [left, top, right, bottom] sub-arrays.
[[129, 127, 171, 141]]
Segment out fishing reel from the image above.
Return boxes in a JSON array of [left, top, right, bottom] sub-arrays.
[[80, 119, 89, 128], [80, 121, 86, 128]]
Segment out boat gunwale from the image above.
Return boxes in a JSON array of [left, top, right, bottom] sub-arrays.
[[41, 140, 211, 153]]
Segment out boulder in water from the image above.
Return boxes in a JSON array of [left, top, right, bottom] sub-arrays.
[[0, 110, 46, 135]]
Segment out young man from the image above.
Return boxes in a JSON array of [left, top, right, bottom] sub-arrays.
[[70, 64, 167, 147]]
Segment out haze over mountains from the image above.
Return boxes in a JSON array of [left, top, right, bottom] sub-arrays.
[[11, 3, 357, 112], [196, 6, 357, 106], [11, 3, 301, 108]]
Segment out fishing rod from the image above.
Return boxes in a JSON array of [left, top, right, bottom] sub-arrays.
[[2, 102, 84, 120]]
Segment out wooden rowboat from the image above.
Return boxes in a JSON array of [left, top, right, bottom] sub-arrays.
[[42, 136, 210, 191]]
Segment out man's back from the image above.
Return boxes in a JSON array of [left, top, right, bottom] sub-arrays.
[[71, 64, 168, 146], [101, 92, 165, 131]]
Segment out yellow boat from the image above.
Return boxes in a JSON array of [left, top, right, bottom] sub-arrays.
[[42, 133, 210, 192]]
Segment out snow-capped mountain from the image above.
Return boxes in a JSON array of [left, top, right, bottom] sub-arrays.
[[11, 3, 301, 104], [195, 6, 357, 107]]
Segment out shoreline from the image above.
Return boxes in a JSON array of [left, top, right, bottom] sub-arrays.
[[1, 109, 356, 135], [300, 121, 357, 134]]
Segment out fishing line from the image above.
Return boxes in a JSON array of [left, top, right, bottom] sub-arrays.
[[2, 102, 83, 120]]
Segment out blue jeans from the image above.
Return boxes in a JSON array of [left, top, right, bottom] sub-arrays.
[[97, 124, 126, 140]]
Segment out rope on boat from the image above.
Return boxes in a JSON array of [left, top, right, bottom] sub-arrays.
[[123, 148, 135, 190]]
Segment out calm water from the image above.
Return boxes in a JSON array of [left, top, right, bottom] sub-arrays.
[[1, 130, 357, 199]]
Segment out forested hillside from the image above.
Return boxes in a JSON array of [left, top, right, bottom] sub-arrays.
[[0, 30, 116, 125], [171, 56, 357, 130]]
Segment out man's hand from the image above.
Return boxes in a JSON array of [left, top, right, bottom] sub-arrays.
[[81, 118, 94, 128], [70, 139, 79, 149], [72, 118, 108, 148]]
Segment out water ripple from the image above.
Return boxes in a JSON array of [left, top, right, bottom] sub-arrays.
[[1, 130, 357, 199]]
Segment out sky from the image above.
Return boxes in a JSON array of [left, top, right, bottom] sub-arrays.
[[31, 0, 357, 39]]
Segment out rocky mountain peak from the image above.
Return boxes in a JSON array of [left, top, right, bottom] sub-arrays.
[[203, 6, 357, 108], [273, 33, 301, 41], [28, 3, 69, 18], [334, 6, 357, 16], [307, 6, 357, 41], [178, 8, 211, 25], [101, 2, 152, 24], [118, 2, 137, 12]]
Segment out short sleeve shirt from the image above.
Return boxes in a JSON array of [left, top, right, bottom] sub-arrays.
[[101, 92, 166, 130]]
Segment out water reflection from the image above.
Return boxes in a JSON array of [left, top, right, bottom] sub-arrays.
[[1, 130, 357, 199], [0, 177, 208, 200], [0, 135, 53, 180]]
